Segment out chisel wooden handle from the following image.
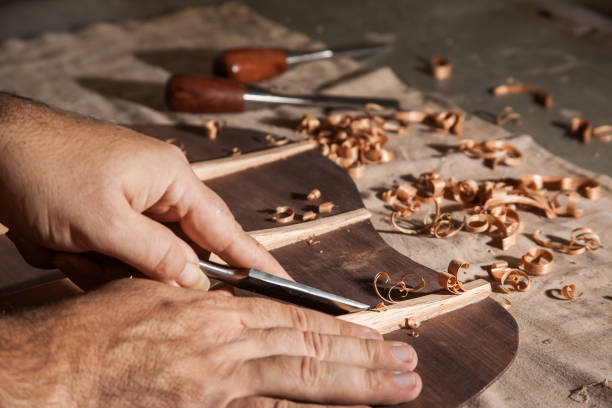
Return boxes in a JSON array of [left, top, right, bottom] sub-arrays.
[[216, 48, 288, 83], [166, 75, 245, 113]]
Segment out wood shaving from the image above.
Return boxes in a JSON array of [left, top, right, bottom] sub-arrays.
[[498, 297, 512, 310], [459, 139, 522, 169], [570, 117, 612, 144], [496, 106, 523, 127], [306, 188, 321, 201], [560, 284, 583, 300], [520, 247, 554, 276], [230, 147, 241, 156], [430, 56, 452, 80], [301, 211, 317, 221], [272, 206, 295, 224], [438, 260, 468, 294], [405, 318, 421, 329], [373, 272, 426, 304], [318, 201, 335, 214], [533, 227, 601, 255], [492, 84, 552, 108], [307, 237, 320, 246], [488, 260, 531, 293], [499, 268, 530, 293], [298, 107, 467, 179], [379, 169, 598, 251], [265, 133, 289, 146], [205, 120, 220, 140], [521, 174, 600, 200]]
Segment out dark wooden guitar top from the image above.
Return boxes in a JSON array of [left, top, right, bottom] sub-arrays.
[[0, 125, 518, 407]]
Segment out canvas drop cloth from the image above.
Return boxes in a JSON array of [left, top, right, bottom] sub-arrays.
[[0, 2, 609, 406]]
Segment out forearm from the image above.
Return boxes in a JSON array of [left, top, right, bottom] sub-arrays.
[[0, 310, 76, 407]]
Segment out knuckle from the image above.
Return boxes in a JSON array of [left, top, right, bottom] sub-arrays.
[[302, 331, 328, 360], [298, 356, 322, 388], [365, 340, 383, 363], [153, 240, 180, 278], [289, 306, 311, 332], [272, 399, 291, 408], [365, 369, 387, 393]]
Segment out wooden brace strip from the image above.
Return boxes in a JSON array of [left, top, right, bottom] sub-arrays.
[[338, 279, 492, 334], [209, 208, 371, 263], [191, 140, 315, 181]]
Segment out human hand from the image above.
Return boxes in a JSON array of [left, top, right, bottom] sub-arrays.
[[0, 278, 422, 407], [0, 93, 288, 289]]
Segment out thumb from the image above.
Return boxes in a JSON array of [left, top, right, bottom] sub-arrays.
[[92, 209, 210, 290]]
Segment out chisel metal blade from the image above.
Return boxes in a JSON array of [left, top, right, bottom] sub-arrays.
[[199, 260, 371, 315]]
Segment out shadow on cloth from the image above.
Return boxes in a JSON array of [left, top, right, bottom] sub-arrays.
[[134, 48, 223, 76], [76, 77, 167, 111]]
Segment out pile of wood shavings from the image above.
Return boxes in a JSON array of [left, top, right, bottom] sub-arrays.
[[381, 172, 601, 250], [459, 139, 522, 169], [297, 104, 465, 179]]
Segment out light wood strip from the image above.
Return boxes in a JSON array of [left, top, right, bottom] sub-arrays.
[[338, 279, 492, 334], [191, 140, 315, 181], [209, 209, 371, 264]]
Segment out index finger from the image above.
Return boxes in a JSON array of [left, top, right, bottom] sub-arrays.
[[227, 296, 382, 340], [179, 170, 292, 280]]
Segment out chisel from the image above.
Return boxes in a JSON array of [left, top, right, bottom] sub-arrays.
[[198, 259, 370, 314], [166, 75, 399, 113], [215, 43, 392, 83]]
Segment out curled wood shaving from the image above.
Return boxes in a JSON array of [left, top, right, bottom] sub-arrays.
[[458, 139, 522, 169], [272, 206, 295, 224], [570, 117, 612, 144], [496, 106, 522, 127], [302, 211, 317, 221], [306, 188, 321, 201], [561, 284, 583, 300], [373, 272, 426, 304], [405, 318, 421, 329], [265, 133, 289, 146], [430, 56, 452, 80], [533, 227, 601, 255], [488, 260, 531, 293], [499, 268, 531, 293], [438, 260, 468, 294], [205, 120, 220, 140], [492, 84, 552, 108], [318, 201, 335, 214], [521, 174, 600, 200], [520, 247, 554, 276]]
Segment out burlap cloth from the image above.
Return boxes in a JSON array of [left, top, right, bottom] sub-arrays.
[[0, 2, 609, 406]]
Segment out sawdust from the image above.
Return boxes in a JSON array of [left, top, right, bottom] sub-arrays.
[[568, 379, 611, 405]]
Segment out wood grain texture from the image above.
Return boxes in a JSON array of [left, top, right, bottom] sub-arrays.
[[192, 140, 315, 180], [0, 125, 519, 408], [218, 48, 288, 83], [339, 279, 492, 334], [165, 75, 245, 113]]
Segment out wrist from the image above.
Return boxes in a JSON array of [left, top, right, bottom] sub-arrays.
[[0, 310, 77, 407]]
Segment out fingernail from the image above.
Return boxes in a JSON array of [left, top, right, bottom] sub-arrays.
[[393, 372, 416, 389], [391, 344, 415, 363], [361, 329, 383, 340], [177, 263, 209, 290]]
